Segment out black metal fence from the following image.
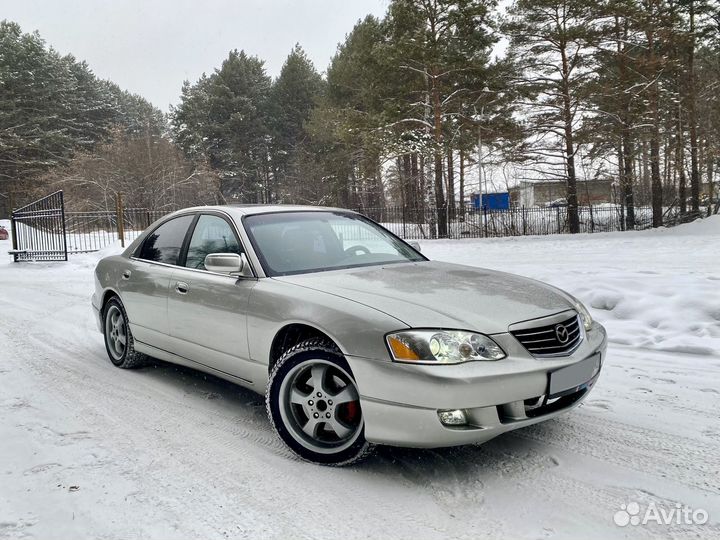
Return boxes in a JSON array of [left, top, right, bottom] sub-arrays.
[[362, 204, 657, 240], [7, 191, 694, 261], [9, 191, 171, 260], [10, 191, 68, 261], [63, 207, 168, 253]]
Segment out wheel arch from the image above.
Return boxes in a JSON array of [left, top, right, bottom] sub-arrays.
[[269, 323, 344, 373], [100, 288, 122, 312]]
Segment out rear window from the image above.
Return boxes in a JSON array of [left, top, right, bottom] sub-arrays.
[[137, 215, 194, 265]]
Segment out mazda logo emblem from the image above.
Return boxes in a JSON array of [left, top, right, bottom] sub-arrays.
[[555, 324, 569, 344]]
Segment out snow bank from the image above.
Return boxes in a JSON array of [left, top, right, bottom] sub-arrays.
[[423, 214, 720, 357], [660, 214, 720, 236]]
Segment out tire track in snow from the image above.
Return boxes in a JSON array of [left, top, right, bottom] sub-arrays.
[[1, 294, 463, 540], [511, 411, 720, 495]]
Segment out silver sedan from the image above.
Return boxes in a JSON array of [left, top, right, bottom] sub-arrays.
[[92, 205, 607, 465]]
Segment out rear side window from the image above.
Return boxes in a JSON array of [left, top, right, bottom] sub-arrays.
[[138, 215, 194, 265]]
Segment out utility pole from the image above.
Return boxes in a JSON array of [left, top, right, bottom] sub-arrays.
[[473, 87, 500, 211], [477, 117, 484, 210]]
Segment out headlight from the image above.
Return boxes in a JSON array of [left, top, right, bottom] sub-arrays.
[[573, 299, 593, 331], [386, 330, 506, 364]]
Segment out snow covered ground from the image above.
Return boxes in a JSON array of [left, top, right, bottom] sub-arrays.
[[1, 217, 719, 539]]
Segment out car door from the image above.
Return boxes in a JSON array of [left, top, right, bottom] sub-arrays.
[[119, 214, 195, 350], [166, 212, 258, 382]]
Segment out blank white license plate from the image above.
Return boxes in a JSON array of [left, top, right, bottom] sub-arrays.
[[549, 354, 601, 397]]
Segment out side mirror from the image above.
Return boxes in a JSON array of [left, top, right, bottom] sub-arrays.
[[204, 253, 244, 274], [409, 241, 422, 252]]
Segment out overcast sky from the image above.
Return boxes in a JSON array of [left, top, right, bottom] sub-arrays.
[[4, 0, 390, 111]]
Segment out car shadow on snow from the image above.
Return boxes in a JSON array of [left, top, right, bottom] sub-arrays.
[[133, 358, 562, 476], [134, 359, 269, 422], [360, 431, 561, 491]]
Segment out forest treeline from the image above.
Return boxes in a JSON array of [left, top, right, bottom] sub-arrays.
[[0, 20, 219, 215], [2, 0, 719, 233]]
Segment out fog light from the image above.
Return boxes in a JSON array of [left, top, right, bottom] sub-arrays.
[[438, 409, 467, 426]]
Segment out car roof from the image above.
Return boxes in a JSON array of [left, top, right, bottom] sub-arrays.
[[179, 204, 358, 218]]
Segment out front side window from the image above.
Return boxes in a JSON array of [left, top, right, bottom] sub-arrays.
[[185, 215, 243, 270], [243, 211, 425, 276], [138, 215, 194, 265]]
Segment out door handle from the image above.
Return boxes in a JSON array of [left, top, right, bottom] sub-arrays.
[[122, 270, 132, 280], [175, 281, 189, 295]]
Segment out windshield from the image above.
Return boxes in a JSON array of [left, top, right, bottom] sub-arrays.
[[243, 211, 426, 276]]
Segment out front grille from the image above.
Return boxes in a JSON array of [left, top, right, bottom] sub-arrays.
[[511, 315, 582, 357]]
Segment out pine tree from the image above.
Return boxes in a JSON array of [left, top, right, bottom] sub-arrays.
[[680, 0, 719, 213], [103, 81, 167, 137], [385, 0, 497, 236], [171, 50, 271, 202], [0, 22, 79, 190], [582, 0, 645, 228], [504, 0, 601, 233], [0, 20, 164, 215], [635, 0, 675, 226], [267, 45, 324, 202], [318, 15, 390, 209]]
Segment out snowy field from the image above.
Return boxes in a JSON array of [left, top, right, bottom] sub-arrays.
[[1, 217, 719, 539]]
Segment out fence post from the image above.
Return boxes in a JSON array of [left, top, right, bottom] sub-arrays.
[[116, 193, 125, 248], [522, 206, 527, 236], [10, 210, 18, 262], [59, 191, 68, 261], [401, 205, 407, 238], [483, 206, 488, 237], [556, 206, 561, 234]]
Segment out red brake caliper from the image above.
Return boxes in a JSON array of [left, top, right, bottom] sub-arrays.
[[340, 400, 360, 423]]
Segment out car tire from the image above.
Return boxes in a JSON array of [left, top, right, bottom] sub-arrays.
[[102, 296, 146, 369], [267, 338, 373, 466]]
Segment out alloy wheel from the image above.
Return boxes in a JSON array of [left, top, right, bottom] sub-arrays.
[[105, 304, 127, 361], [278, 359, 363, 454]]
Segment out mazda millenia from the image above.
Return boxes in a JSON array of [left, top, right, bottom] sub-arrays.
[[92, 205, 606, 465]]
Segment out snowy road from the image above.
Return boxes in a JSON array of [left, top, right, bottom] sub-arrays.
[[1, 218, 719, 539]]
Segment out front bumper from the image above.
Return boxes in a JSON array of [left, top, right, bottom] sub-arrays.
[[348, 322, 607, 448]]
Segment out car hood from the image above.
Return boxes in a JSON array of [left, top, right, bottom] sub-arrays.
[[274, 261, 574, 334]]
